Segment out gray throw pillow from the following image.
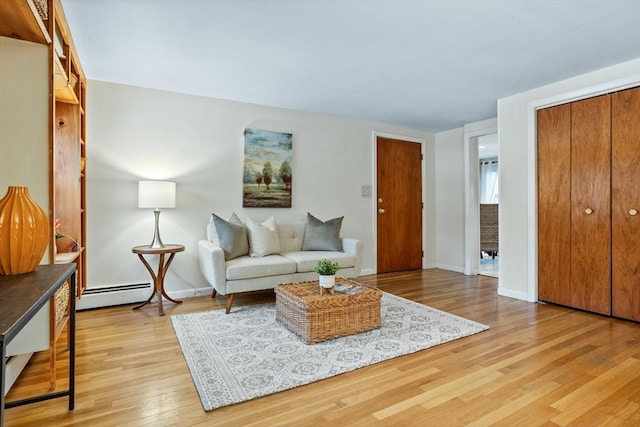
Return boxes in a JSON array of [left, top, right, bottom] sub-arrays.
[[211, 213, 249, 260], [302, 213, 343, 251]]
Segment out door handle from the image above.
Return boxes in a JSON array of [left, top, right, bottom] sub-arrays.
[[630, 209, 638, 216], [584, 208, 593, 215], [378, 208, 386, 214]]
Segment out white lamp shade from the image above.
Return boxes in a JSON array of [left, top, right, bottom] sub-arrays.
[[138, 181, 176, 209]]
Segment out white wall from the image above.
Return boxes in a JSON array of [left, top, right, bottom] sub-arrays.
[[86, 80, 435, 295], [0, 36, 55, 391], [434, 127, 465, 272], [498, 57, 640, 301], [424, 133, 437, 268], [408, 57, 640, 301], [0, 37, 49, 225], [424, 118, 498, 275]]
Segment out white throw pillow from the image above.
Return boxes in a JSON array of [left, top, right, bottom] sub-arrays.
[[246, 216, 281, 257]]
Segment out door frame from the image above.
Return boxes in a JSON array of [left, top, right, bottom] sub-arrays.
[[372, 131, 426, 274], [525, 75, 640, 302], [463, 122, 497, 276]]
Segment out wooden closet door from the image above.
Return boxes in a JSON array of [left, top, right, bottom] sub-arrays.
[[537, 104, 572, 306], [570, 95, 611, 315], [612, 86, 640, 322]]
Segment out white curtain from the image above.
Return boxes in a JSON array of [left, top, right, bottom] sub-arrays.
[[480, 158, 499, 203]]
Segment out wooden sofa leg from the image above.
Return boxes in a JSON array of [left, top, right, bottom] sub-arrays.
[[225, 294, 235, 314], [211, 288, 217, 298]]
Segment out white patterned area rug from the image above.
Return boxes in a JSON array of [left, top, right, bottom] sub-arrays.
[[171, 292, 489, 411]]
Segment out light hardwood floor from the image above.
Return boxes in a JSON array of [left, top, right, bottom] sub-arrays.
[[5, 269, 640, 426]]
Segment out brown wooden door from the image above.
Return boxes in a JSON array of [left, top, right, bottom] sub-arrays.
[[376, 137, 422, 273], [612, 87, 640, 322], [537, 104, 572, 306], [570, 95, 611, 315]]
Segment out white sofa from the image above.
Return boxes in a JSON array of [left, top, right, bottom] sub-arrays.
[[198, 220, 363, 313]]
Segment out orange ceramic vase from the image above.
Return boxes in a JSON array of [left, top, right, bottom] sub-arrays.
[[0, 186, 50, 275]]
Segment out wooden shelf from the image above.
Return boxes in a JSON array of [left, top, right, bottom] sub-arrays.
[[54, 250, 82, 264], [0, 0, 51, 45], [54, 54, 79, 104]]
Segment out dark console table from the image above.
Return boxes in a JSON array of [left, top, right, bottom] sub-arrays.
[[0, 264, 77, 427]]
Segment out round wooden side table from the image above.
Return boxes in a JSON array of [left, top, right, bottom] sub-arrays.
[[132, 244, 185, 316]]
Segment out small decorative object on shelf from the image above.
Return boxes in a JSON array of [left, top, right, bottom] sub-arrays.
[[0, 186, 50, 275], [315, 259, 340, 295], [54, 217, 79, 253]]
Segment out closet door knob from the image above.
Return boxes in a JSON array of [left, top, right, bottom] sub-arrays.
[[378, 208, 386, 214], [584, 208, 593, 215], [630, 209, 638, 216]]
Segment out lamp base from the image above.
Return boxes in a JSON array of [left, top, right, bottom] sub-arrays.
[[148, 209, 166, 248]]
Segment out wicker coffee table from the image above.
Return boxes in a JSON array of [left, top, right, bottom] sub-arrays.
[[275, 278, 382, 344]]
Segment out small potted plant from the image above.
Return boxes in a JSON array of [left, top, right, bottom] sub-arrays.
[[54, 218, 80, 253], [315, 259, 340, 290]]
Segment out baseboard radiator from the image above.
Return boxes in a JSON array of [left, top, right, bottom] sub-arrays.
[[76, 282, 151, 310]]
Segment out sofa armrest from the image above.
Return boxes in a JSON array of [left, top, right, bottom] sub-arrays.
[[198, 240, 227, 295], [341, 238, 363, 277]]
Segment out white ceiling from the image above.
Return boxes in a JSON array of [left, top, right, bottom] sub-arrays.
[[62, 0, 640, 133]]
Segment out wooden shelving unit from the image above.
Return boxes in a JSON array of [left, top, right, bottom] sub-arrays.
[[48, 0, 87, 297], [0, 0, 51, 45], [0, 1, 87, 296], [1, 0, 87, 391], [53, 54, 79, 104]]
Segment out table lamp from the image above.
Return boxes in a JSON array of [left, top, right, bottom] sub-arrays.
[[138, 180, 176, 248]]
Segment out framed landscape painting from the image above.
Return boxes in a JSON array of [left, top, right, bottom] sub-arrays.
[[243, 128, 293, 208]]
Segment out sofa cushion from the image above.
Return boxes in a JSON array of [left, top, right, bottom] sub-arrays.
[[210, 213, 249, 260], [246, 216, 281, 257], [281, 251, 356, 273], [278, 222, 306, 252], [302, 213, 343, 251], [226, 254, 296, 280]]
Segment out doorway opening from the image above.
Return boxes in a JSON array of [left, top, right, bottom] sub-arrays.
[[478, 133, 499, 278]]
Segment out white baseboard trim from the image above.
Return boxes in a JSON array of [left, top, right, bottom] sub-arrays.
[[77, 284, 214, 310], [359, 268, 376, 276], [5, 353, 32, 395], [77, 286, 149, 310], [434, 264, 465, 273], [359, 266, 451, 276], [171, 287, 215, 299], [497, 286, 530, 302]]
